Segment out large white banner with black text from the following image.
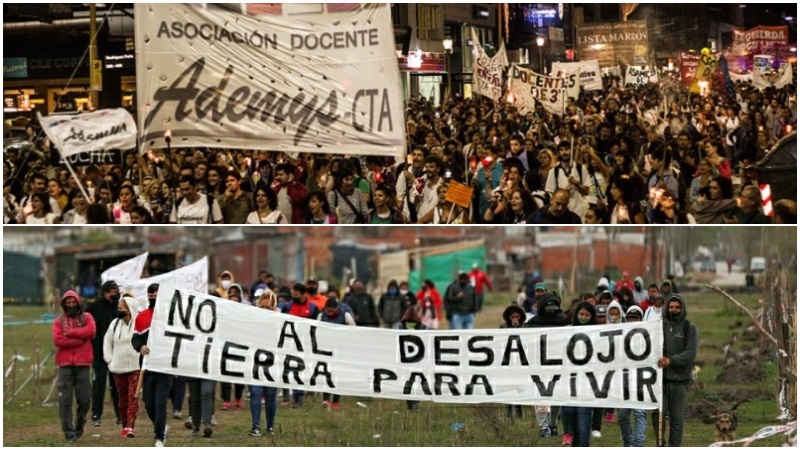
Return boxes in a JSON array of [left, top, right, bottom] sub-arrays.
[[508, 65, 568, 116], [134, 3, 405, 158], [146, 285, 663, 408]]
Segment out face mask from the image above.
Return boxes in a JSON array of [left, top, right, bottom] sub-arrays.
[[65, 305, 81, 317], [668, 311, 681, 321], [609, 315, 620, 324], [307, 288, 318, 295], [148, 298, 156, 309], [388, 288, 398, 296], [116, 310, 128, 319], [400, 289, 408, 296], [404, 321, 418, 329], [221, 280, 232, 290], [577, 316, 591, 325], [110, 293, 121, 302], [292, 296, 302, 303]]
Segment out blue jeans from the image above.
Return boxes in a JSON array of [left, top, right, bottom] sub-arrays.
[[249, 386, 277, 430], [450, 313, 475, 329], [618, 408, 647, 447], [562, 406, 592, 446]]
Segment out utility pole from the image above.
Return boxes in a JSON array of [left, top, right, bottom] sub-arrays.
[[89, 4, 100, 109]]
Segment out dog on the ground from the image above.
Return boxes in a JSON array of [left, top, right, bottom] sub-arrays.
[[713, 401, 744, 443]]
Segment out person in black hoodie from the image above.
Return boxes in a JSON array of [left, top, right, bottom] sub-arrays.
[[560, 302, 597, 447], [343, 280, 379, 327], [395, 307, 427, 412], [524, 294, 568, 439], [501, 304, 526, 419], [85, 280, 121, 427], [377, 280, 408, 329]]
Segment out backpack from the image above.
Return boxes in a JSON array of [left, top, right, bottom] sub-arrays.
[[176, 193, 215, 223], [553, 163, 585, 190]]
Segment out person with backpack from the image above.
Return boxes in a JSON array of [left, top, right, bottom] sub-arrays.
[[317, 298, 356, 409], [170, 176, 223, 224], [544, 141, 591, 219], [377, 280, 409, 329], [327, 167, 368, 224]]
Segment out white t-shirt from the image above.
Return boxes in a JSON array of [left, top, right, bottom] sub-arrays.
[[26, 213, 58, 224], [246, 210, 287, 224], [170, 193, 223, 224], [414, 176, 443, 220], [276, 187, 293, 223]]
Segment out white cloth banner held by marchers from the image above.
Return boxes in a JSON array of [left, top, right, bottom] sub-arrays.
[[753, 64, 793, 90], [509, 65, 568, 116], [135, 4, 405, 158], [549, 65, 580, 102], [471, 28, 509, 101], [552, 61, 603, 92], [146, 285, 663, 408], [625, 66, 659, 85], [101, 252, 149, 284], [37, 108, 137, 157], [119, 258, 208, 315]]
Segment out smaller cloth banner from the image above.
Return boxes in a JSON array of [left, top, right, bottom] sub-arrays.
[[509, 65, 567, 116], [101, 252, 149, 284], [471, 28, 509, 102], [37, 108, 137, 157], [625, 66, 659, 85]]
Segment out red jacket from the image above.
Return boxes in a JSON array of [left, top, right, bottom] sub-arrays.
[[53, 290, 96, 368], [469, 269, 493, 295], [416, 288, 443, 320]]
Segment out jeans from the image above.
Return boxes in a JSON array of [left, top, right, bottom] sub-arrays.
[[188, 378, 216, 428], [618, 408, 647, 446], [249, 385, 277, 430], [143, 371, 173, 441], [663, 382, 688, 446], [450, 313, 475, 330], [562, 406, 592, 446], [91, 360, 119, 421], [170, 377, 186, 412], [58, 366, 91, 440]]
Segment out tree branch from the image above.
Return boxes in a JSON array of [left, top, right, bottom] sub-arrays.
[[706, 284, 779, 347]]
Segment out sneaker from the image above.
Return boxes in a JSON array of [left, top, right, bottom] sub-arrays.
[[191, 428, 201, 438], [249, 427, 261, 437], [221, 402, 230, 411], [66, 437, 77, 445], [235, 399, 242, 408], [164, 425, 170, 441], [322, 400, 330, 408], [549, 426, 559, 437], [562, 433, 573, 446], [210, 415, 218, 426], [126, 428, 136, 438], [92, 421, 101, 427], [120, 428, 128, 437], [604, 411, 615, 423], [203, 424, 213, 438], [267, 427, 274, 435], [332, 402, 340, 410], [591, 430, 602, 438], [184, 418, 193, 430], [280, 400, 289, 407], [540, 427, 551, 438], [154, 439, 164, 447], [172, 410, 182, 419]]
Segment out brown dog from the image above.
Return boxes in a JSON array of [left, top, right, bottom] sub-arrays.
[[714, 401, 744, 443]]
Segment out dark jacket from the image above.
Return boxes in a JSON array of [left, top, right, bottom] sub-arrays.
[[527, 208, 583, 224], [500, 304, 526, 328], [344, 292, 380, 327], [444, 280, 478, 317], [377, 282, 409, 325], [53, 290, 96, 368], [524, 294, 569, 327], [85, 292, 119, 360], [662, 295, 698, 383]]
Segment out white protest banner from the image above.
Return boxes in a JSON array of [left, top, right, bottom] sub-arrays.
[[119, 258, 208, 313], [753, 64, 793, 90], [549, 64, 580, 101], [471, 28, 509, 102], [753, 55, 774, 73], [101, 252, 149, 284], [625, 66, 659, 85], [147, 285, 663, 408], [135, 4, 405, 159], [601, 66, 621, 78], [509, 65, 567, 116], [552, 60, 603, 92], [37, 108, 136, 157]]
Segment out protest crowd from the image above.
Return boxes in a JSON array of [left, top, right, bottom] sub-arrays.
[[55, 265, 697, 447], [4, 72, 796, 226]]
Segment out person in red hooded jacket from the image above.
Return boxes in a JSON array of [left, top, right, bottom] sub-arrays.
[[469, 263, 493, 312], [615, 271, 635, 293], [53, 290, 96, 444]]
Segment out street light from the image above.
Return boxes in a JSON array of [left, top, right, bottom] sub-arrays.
[[536, 36, 545, 74], [443, 38, 453, 103]]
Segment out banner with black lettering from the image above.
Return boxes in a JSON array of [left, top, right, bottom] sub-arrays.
[[552, 60, 603, 92], [146, 285, 663, 408], [134, 4, 405, 158], [508, 65, 567, 117], [471, 28, 509, 102], [37, 108, 136, 157], [624, 66, 658, 85], [689, 52, 719, 94]]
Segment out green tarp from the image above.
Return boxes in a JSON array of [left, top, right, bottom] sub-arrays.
[[409, 245, 486, 293]]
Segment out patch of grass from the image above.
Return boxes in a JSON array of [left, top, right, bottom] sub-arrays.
[[3, 290, 792, 447]]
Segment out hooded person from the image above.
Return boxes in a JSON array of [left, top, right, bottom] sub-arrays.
[[657, 295, 698, 447], [85, 280, 121, 427], [103, 294, 141, 438], [317, 297, 355, 409], [597, 290, 613, 307], [596, 277, 610, 294], [377, 279, 409, 329], [227, 283, 249, 306], [53, 290, 97, 444], [632, 276, 648, 305], [501, 304, 526, 328], [625, 305, 644, 322], [522, 282, 548, 315], [661, 279, 676, 297], [214, 270, 235, 299], [606, 300, 626, 324], [563, 302, 597, 447], [342, 280, 379, 327]]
